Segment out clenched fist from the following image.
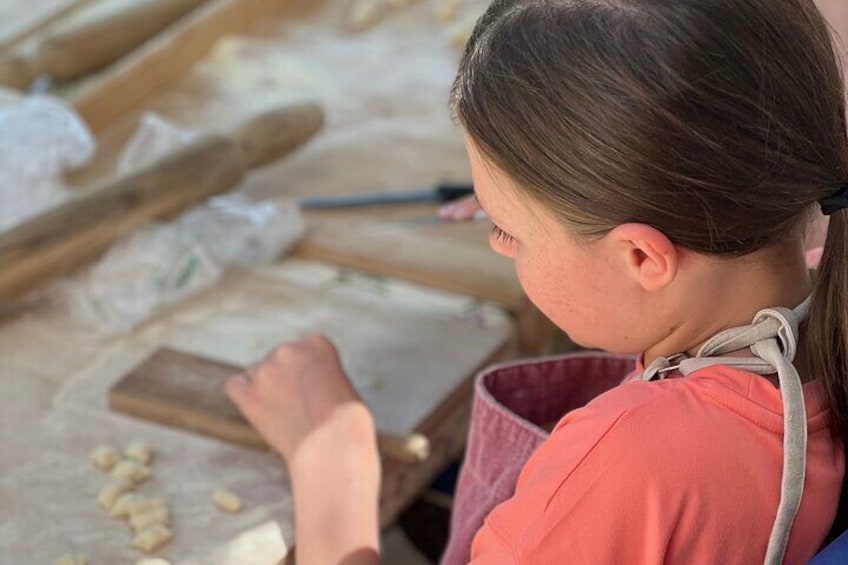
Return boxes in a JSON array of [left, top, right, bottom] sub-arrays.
[[225, 334, 378, 472]]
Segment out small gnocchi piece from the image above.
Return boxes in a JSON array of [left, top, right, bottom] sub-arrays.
[[125, 441, 155, 465], [90, 445, 120, 471], [130, 507, 171, 533], [56, 553, 88, 565], [128, 496, 165, 518], [136, 559, 171, 565], [110, 460, 152, 485], [110, 492, 143, 519], [132, 523, 173, 554], [212, 489, 243, 514], [97, 480, 134, 510]]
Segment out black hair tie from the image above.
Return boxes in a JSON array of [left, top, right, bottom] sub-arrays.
[[820, 183, 848, 216]]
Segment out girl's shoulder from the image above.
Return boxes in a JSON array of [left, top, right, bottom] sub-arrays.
[[512, 363, 835, 507], [560, 363, 833, 438], [476, 365, 842, 564]]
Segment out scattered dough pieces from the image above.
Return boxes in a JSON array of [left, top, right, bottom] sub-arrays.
[[136, 559, 171, 565], [128, 497, 166, 518], [110, 492, 143, 519], [90, 445, 121, 471], [56, 554, 88, 565], [132, 523, 173, 554], [130, 507, 171, 533], [98, 480, 134, 510], [212, 489, 243, 514], [111, 460, 152, 485], [90, 441, 172, 556], [125, 441, 155, 465]]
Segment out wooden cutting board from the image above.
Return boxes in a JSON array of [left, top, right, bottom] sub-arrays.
[[109, 348, 267, 449], [76, 261, 515, 465], [296, 208, 524, 310], [109, 347, 433, 462]]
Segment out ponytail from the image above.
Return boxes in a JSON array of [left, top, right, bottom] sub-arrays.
[[808, 209, 848, 540]]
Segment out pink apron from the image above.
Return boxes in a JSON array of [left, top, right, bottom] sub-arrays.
[[440, 352, 636, 565]]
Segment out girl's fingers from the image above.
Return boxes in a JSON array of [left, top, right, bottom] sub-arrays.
[[246, 362, 261, 383], [439, 195, 480, 220], [224, 374, 252, 408]]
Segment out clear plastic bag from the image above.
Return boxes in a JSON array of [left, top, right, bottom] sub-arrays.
[[60, 224, 223, 334], [58, 195, 306, 335], [178, 194, 307, 266], [46, 107, 305, 335], [117, 112, 197, 175], [0, 91, 96, 230]]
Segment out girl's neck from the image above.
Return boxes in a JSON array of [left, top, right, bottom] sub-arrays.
[[643, 243, 812, 368]]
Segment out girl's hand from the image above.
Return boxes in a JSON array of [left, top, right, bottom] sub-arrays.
[[227, 335, 382, 564], [225, 334, 377, 470], [439, 194, 481, 221]]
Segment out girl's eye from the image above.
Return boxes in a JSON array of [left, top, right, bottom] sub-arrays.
[[491, 224, 515, 244]]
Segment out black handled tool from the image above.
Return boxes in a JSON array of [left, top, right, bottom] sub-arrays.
[[299, 183, 473, 210]]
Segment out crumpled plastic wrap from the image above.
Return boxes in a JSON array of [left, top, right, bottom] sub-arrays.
[[117, 111, 198, 175], [0, 89, 96, 231], [52, 111, 306, 336], [56, 194, 306, 335]]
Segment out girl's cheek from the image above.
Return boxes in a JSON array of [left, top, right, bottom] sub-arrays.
[[513, 256, 565, 331]]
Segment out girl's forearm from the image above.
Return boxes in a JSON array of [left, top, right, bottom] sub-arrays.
[[289, 405, 382, 565]]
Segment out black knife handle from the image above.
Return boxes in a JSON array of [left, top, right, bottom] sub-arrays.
[[435, 184, 474, 203]]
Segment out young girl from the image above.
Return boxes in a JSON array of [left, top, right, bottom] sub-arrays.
[[225, 0, 848, 563]]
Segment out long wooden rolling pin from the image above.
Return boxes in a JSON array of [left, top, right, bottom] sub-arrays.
[[0, 0, 209, 89], [0, 101, 323, 311]]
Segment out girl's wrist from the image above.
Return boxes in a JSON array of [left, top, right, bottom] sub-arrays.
[[288, 402, 380, 486], [287, 403, 381, 564]]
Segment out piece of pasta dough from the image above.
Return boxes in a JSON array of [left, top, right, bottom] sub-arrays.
[[132, 523, 173, 554], [135, 559, 171, 565], [125, 441, 155, 465], [110, 460, 152, 485], [97, 480, 134, 510], [212, 489, 243, 514], [90, 445, 120, 471], [128, 496, 166, 518], [130, 507, 171, 533], [56, 554, 88, 565], [110, 493, 143, 519]]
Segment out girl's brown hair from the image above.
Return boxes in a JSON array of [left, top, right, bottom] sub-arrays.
[[452, 0, 848, 539]]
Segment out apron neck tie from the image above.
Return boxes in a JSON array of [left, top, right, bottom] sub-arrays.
[[641, 296, 812, 565]]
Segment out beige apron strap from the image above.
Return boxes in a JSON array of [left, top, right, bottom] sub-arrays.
[[642, 297, 811, 565]]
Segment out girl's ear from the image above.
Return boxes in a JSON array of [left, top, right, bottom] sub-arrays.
[[607, 223, 679, 292]]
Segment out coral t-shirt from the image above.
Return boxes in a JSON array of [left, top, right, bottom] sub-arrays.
[[469, 365, 844, 564]]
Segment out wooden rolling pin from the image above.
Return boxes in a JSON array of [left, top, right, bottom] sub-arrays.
[[0, 101, 323, 311], [0, 0, 209, 89]]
